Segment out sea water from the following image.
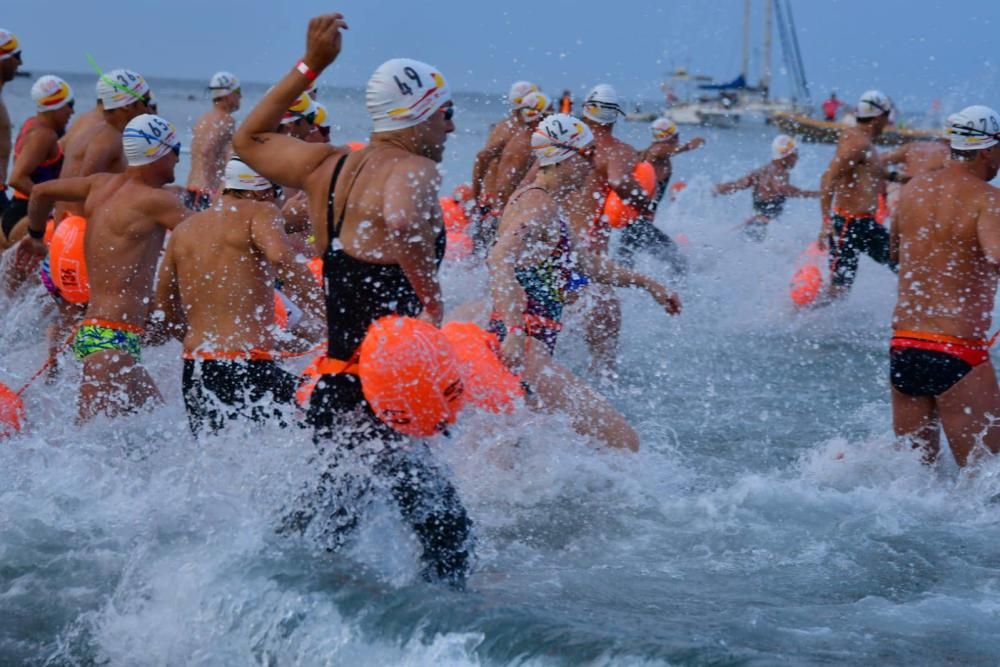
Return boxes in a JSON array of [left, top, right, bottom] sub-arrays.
[[3, 73, 1000, 666]]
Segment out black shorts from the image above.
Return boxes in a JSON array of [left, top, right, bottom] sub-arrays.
[[618, 218, 687, 273], [0, 189, 9, 219], [292, 373, 474, 587], [1, 197, 28, 239], [181, 358, 299, 435], [890, 344, 985, 397], [828, 214, 897, 288]]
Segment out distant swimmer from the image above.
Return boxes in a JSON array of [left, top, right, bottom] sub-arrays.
[[184, 71, 241, 211], [817, 90, 899, 302], [490, 90, 550, 212], [234, 14, 473, 587], [571, 83, 652, 375], [619, 118, 704, 270], [0, 29, 23, 218], [559, 89, 573, 114], [155, 157, 324, 435], [469, 80, 538, 253], [889, 106, 1000, 468], [279, 92, 316, 141], [714, 134, 818, 242], [488, 113, 681, 452], [1, 76, 73, 255], [23, 114, 192, 422]]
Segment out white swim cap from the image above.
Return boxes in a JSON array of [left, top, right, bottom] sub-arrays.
[[532, 113, 594, 167], [97, 69, 151, 110], [947, 105, 1000, 151], [518, 91, 549, 123], [122, 114, 179, 167], [313, 101, 330, 128], [223, 157, 272, 191], [367, 58, 452, 133], [651, 117, 678, 142], [208, 71, 240, 99], [280, 93, 315, 125], [856, 90, 891, 119], [0, 29, 18, 60], [508, 80, 538, 108], [31, 75, 73, 112], [771, 134, 797, 160], [582, 84, 623, 125]]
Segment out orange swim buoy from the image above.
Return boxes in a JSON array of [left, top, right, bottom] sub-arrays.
[[274, 291, 289, 329], [43, 218, 55, 245], [347, 141, 367, 152], [296, 353, 325, 407], [307, 256, 323, 285], [48, 216, 89, 304], [603, 161, 657, 229], [790, 241, 826, 308], [359, 316, 465, 437], [0, 382, 25, 438], [441, 321, 523, 413], [440, 197, 473, 260]]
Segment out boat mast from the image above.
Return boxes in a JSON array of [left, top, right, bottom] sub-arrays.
[[741, 0, 751, 83], [761, 0, 773, 99]]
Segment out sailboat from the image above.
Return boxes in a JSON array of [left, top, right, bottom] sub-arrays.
[[644, 0, 810, 127]]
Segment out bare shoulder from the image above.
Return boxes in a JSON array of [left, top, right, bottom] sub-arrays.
[[390, 152, 441, 185]]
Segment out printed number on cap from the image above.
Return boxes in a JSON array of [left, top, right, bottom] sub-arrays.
[[116, 71, 138, 86], [393, 67, 423, 96], [142, 118, 171, 142]]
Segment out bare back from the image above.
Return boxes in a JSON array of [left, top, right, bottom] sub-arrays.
[[57, 121, 127, 219], [82, 175, 182, 326], [186, 108, 235, 192], [479, 117, 518, 201], [569, 132, 637, 253], [893, 167, 1000, 339], [828, 127, 883, 214], [168, 200, 278, 351]]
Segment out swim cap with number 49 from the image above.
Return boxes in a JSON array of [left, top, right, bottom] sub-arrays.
[[366, 58, 451, 133]]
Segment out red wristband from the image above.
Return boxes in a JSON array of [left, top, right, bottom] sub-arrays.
[[295, 60, 318, 82]]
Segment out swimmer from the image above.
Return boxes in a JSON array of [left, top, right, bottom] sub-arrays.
[[60, 81, 105, 150], [469, 80, 538, 253], [233, 13, 473, 587], [279, 92, 316, 141], [571, 83, 653, 376], [818, 90, 898, 301], [489, 113, 681, 452], [309, 100, 331, 144], [184, 71, 241, 211], [889, 106, 1000, 468], [714, 134, 818, 242], [491, 91, 550, 212], [155, 156, 324, 435], [23, 114, 192, 422], [559, 89, 573, 114], [619, 118, 704, 270], [1, 76, 74, 260], [0, 29, 23, 218]]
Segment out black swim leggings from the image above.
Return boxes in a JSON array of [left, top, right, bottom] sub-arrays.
[[618, 218, 688, 273], [828, 215, 897, 289], [181, 359, 299, 435], [293, 373, 474, 588]]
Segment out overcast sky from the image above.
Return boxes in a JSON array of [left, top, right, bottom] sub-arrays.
[[4, 0, 998, 111]]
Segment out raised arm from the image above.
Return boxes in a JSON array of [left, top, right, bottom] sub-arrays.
[[251, 203, 324, 330], [232, 14, 347, 189], [383, 158, 446, 326], [672, 136, 705, 156]]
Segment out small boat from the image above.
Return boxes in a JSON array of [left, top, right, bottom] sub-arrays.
[[770, 111, 942, 146]]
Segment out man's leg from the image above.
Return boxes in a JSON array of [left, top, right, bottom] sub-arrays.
[[937, 362, 1000, 467]]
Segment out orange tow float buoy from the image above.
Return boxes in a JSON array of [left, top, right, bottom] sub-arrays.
[[274, 291, 289, 329], [347, 141, 367, 152], [790, 241, 827, 308], [359, 316, 465, 437], [441, 321, 523, 413], [603, 161, 656, 229], [0, 382, 25, 438], [439, 196, 473, 260], [48, 215, 89, 304]]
